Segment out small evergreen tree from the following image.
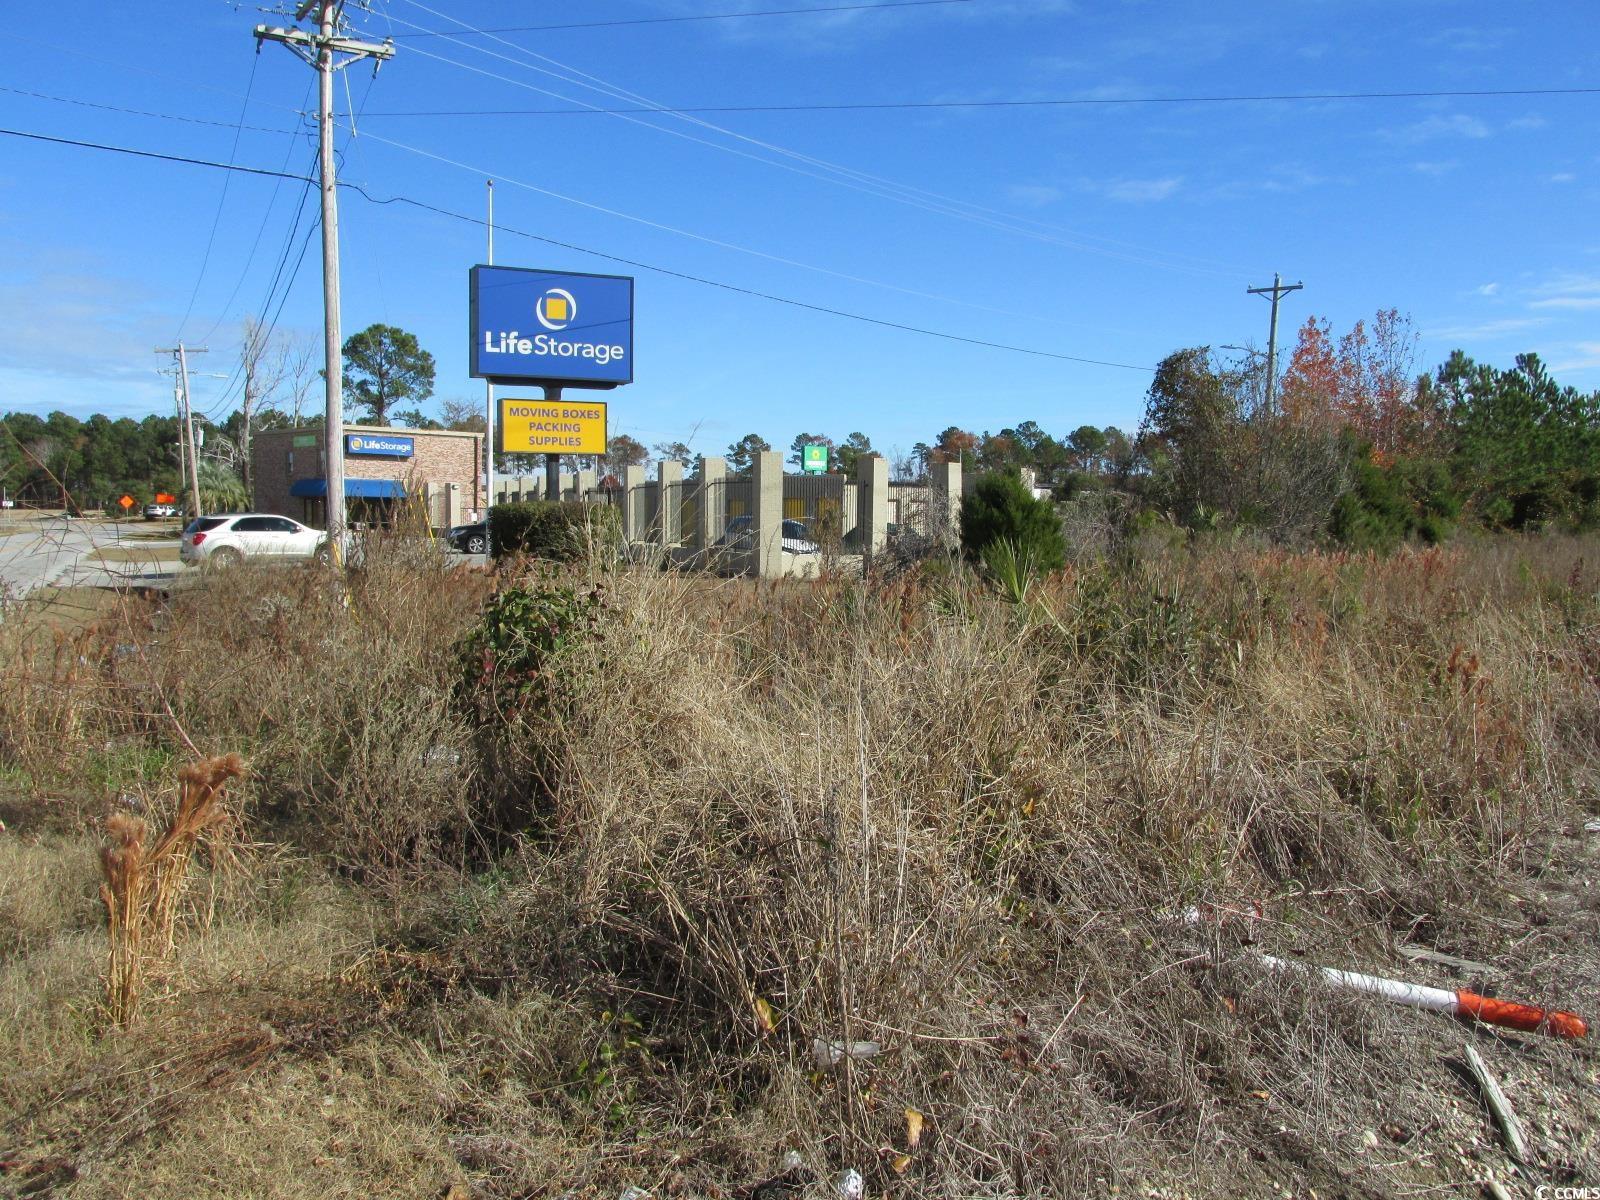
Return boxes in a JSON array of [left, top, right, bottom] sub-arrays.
[[959, 470, 1065, 572]]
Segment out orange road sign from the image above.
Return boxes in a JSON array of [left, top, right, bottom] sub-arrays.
[[118, 495, 135, 510]]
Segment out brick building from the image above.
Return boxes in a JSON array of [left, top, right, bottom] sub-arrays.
[[252, 425, 485, 531]]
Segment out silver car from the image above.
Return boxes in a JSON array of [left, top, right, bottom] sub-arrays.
[[180, 513, 327, 567], [715, 516, 820, 555]]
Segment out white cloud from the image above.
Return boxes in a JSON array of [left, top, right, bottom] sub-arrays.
[[1550, 172, 1577, 183], [1007, 184, 1062, 209], [1383, 113, 1491, 144], [1424, 27, 1512, 54], [1551, 342, 1600, 373], [1528, 272, 1600, 306], [1411, 160, 1459, 176], [1506, 115, 1548, 132], [1096, 177, 1182, 203], [1473, 283, 1501, 297], [1424, 317, 1549, 341]]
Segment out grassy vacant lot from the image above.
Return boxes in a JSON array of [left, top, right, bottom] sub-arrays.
[[2, 536, 1598, 1199]]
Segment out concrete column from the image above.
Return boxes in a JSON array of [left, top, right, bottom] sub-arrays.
[[622, 464, 646, 541], [657, 459, 684, 545], [857, 454, 889, 563], [751, 450, 784, 578], [577, 468, 597, 498], [697, 456, 726, 550], [931, 459, 962, 544], [446, 482, 463, 528]]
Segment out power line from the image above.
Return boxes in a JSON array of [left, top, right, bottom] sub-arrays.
[[368, 191, 1155, 371], [197, 83, 318, 346], [0, 124, 1154, 372], [384, 0, 973, 37], [175, 54, 261, 341], [360, 84, 1600, 117], [356, 124, 1084, 318], [0, 83, 300, 134], [0, 126, 314, 182], [382, 1, 1245, 276]]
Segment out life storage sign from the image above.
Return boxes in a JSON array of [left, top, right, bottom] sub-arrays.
[[499, 398, 608, 456], [470, 266, 634, 388]]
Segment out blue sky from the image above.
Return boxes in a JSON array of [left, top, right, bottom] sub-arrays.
[[1, 0, 1596, 464]]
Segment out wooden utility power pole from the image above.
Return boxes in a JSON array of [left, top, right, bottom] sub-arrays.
[[255, 2, 392, 561], [172, 380, 187, 498], [485, 179, 496, 517], [156, 344, 206, 518], [1247, 273, 1304, 417]]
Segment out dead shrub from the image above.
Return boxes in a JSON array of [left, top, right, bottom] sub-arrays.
[[97, 754, 245, 1025]]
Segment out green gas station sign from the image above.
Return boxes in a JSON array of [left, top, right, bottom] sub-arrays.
[[802, 444, 829, 474]]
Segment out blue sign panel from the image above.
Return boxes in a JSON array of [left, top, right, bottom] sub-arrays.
[[345, 433, 414, 458], [470, 265, 633, 388]]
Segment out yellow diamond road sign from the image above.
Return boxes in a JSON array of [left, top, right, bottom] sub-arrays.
[[499, 397, 608, 456]]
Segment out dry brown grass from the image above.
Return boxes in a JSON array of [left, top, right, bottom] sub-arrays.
[[3, 534, 1599, 1198]]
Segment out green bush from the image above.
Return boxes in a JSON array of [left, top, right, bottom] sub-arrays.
[[960, 470, 1066, 573], [1331, 448, 1460, 552], [488, 501, 621, 563], [457, 578, 611, 722]]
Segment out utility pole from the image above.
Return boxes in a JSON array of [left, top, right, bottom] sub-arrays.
[[172, 379, 187, 498], [255, 2, 393, 561], [156, 344, 206, 518], [485, 179, 495, 518], [240, 318, 269, 500], [1247, 273, 1304, 417]]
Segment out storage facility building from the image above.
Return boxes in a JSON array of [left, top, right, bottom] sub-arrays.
[[251, 425, 484, 531]]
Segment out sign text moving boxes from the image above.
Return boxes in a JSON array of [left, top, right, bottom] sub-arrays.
[[470, 266, 633, 388], [500, 398, 607, 456]]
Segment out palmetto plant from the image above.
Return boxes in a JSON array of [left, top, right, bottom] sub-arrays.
[[196, 461, 248, 513], [980, 536, 1042, 605]]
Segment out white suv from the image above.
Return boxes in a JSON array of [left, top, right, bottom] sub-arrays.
[[180, 513, 326, 567]]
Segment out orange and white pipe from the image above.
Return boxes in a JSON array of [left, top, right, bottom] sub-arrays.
[[1174, 906, 1587, 1039], [1256, 953, 1587, 1040]]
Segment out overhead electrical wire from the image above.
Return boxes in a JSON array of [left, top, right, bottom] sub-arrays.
[[354, 124, 1088, 318], [0, 125, 1155, 372], [2, 80, 1115, 326], [197, 150, 321, 421], [174, 54, 260, 341], [363, 84, 1600, 116], [196, 84, 318, 346], [0, 83, 299, 135], [380, 0, 1248, 276], [387, 0, 974, 37]]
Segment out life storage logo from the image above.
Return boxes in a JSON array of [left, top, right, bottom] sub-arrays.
[[536, 288, 577, 332]]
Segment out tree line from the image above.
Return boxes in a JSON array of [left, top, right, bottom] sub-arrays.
[[7, 309, 1596, 544]]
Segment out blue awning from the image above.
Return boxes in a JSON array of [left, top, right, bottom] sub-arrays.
[[290, 478, 409, 499]]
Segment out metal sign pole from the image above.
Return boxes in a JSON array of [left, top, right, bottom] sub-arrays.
[[543, 384, 562, 501]]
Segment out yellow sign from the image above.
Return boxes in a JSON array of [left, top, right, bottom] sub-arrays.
[[499, 397, 608, 456], [118, 494, 135, 510]]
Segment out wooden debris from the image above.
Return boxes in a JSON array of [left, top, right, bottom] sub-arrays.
[[1398, 944, 1495, 976], [1463, 1043, 1529, 1165]]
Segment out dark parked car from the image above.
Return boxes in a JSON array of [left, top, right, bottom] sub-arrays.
[[445, 521, 488, 555]]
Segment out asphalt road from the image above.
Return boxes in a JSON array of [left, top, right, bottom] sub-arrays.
[[0, 515, 184, 598]]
